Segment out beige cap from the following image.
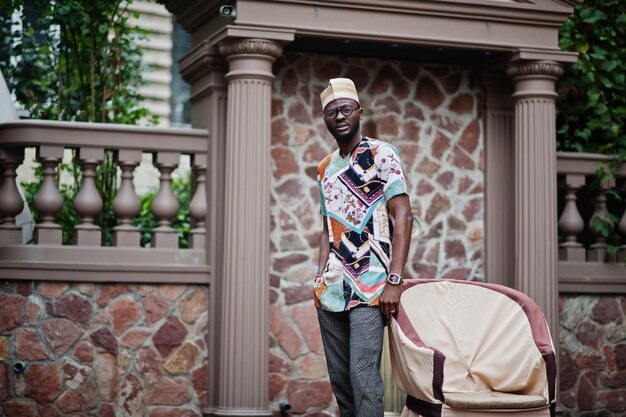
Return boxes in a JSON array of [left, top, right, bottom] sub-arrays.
[[320, 78, 359, 110]]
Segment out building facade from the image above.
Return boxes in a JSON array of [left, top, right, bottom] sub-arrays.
[[2, 1, 626, 417]]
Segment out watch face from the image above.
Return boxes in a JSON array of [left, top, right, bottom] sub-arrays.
[[388, 274, 402, 285]]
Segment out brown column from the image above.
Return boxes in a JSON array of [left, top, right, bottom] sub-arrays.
[[505, 60, 563, 343], [482, 69, 515, 288], [215, 38, 282, 416], [179, 42, 228, 414]]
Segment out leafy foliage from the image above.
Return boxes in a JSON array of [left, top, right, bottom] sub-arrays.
[[558, 0, 626, 258], [0, 0, 156, 123], [557, 0, 626, 158]]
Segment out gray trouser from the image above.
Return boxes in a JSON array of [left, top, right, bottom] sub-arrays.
[[317, 307, 385, 417]]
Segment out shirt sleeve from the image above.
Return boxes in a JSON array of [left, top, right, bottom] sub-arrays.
[[317, 170, 327, 216], [375, 143, 408, 201]]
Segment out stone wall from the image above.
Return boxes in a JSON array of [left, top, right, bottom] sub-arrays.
[[0, 280, 208, 417], [559, 295, 626, 417], [268, 52, 485, 414]]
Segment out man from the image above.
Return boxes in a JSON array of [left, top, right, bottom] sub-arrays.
[[314, 78, 413, 416]]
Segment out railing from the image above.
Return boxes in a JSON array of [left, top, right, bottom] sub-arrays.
[[557, 152, 626, 293], [0, 120, 210, 283]]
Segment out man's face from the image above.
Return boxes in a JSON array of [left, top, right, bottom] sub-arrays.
[[323, 98, 363, 143]]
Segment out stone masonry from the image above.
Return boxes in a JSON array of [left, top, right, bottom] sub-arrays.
[[268, 52, 485, 414], [559, 295, 626, 417], [0, 280, 208, 417]]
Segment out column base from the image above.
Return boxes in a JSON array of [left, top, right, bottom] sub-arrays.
[[151, 226, 179, 248], [588, 246, 614, 262], [559, 246, 585, 262], [36, 224, 62, 245], [0, 225, 22, 245], [190, 228, 206, 249], [74, 224, 102, 246], [617, 247, 626, 263], [113, 227, 141, 247], [213, 408, 272, 417]]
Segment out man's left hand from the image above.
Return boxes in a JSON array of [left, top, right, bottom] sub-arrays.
[[380, 283, 403, 323]]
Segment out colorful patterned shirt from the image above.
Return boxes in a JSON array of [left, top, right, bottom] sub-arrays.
[[315, 137, 408, 312]]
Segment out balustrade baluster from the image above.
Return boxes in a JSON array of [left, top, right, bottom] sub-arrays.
[[113, 150, 141, 247], [588, 178, 615, 262], [0, 147, 25, 244], [151, 152, 180, 248], [558, 174, 586, 261], [73, 147, 104, 246], [189, 154, 207, 249], [34, 145, 64, 245]]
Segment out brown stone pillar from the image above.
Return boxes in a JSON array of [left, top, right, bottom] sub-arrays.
[[505, 60, 563, 344], [179, 42, 228, 414], [215, 38, 282, 416]]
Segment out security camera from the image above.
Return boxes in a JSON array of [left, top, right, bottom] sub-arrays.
[[219, 5, 236, 17]]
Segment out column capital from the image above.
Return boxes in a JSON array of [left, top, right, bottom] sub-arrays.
[[505, 60, 564, 80], [179, 40, 228, 84], [218, 38, 283, 59]]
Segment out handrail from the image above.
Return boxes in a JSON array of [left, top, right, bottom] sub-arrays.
[[0, 119, 208, 153], [557, 151, 626, 176]]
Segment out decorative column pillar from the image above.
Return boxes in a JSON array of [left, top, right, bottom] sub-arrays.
[[482, 69, 515, 288], [505, 60, 563, 345], [215, 38, 282, 416], [179, 41, 228, 414]]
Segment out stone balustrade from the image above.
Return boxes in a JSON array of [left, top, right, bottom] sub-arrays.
[[0, 120, 210, 283], [557, 152, 626, 293]]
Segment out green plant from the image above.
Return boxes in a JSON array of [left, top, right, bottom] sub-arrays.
[[558, 0, 626, 257], [558, 1, 626, 156], [0, 0, 157, 124]]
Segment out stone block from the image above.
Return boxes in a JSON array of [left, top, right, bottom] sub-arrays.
[[15, 328, 48, 360], [2, 400, 39, 417], [146, 377, 190, 405], [50, 293, 92, 323], [90, 327, 118, 355], [153, 317, 187, 357], [137, 347, 163, 384], [57, 389, 82, 413], [25, 363, 62, 403], [43, 318, 82, 357], [287, 380, 333, 414], [110, 296, 141, 335], [119, 374, 144, 417], [157, 284, 187, 301], [95, 353, 117, 402], [180, 288, 208, 324], [0, 293, 25, 332], [164, 343, 198, 373]]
